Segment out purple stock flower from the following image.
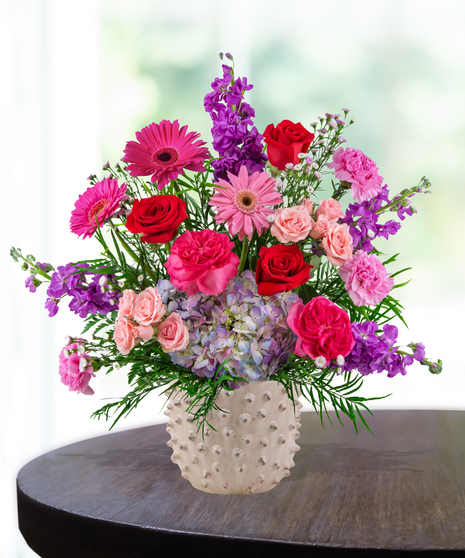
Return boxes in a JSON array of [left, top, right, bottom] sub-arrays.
[[341, 185, 399, 251], [204, 63, 267, 182], [24, 262, 51, 293], [45, 263, 120, 318], [342, 321, 417, 378]]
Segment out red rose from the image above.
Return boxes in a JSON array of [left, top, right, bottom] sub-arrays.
[[126, 194, 188, 244], [263, 120, 315, 170], [287, 297, 355, 360], [256, 244, 312, 296]]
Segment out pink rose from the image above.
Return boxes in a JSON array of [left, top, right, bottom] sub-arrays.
[[117, 289, 137, 319], [300, 198, 314, 216], [309, 214, 334, 240], [321, 223, 353, 266], [114, 318, 154, 355], [165, 230, 240, 296], [133, 287, 166, 326], [340, 250, 394, 306], [327, 147, 383, 202], [270, 205, 314, 243], [157, 312, 189, 352], [58, 341, 95, 395], [315, 198, 345, 221], [287, 297, 355, 360]]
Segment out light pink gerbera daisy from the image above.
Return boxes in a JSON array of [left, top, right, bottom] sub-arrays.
[[209, 166, 283, 241], [122, 119, 210, 190], [70, 178, 127, 238]]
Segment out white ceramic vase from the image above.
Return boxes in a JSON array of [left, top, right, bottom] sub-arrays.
[[164, 381, 302, 494]]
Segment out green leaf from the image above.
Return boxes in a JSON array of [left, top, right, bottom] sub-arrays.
[[298, 283, 318, 304]]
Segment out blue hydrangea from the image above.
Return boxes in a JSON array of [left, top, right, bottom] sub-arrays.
[[159, 271, 300, 381]]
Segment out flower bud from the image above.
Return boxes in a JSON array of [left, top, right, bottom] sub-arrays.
[[311, 162, 319, 169], [314, 171, 323, 180], [137, 274, 144, 282], [64, 336, 71, 345], [285, 163, 294, 170], [298, 153, 307, 159], [315, 356, 327, 368], [21, 262, 29, 271]]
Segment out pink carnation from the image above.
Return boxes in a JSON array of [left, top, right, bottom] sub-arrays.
[[157, 312, 189, 352], [339, 250, 394, 306], [58, 341, 95, 395], [315, 198, 345, 221], [133, 287, 166, 326], [165, 230, 240, 296], [327, 147, 383, 202]]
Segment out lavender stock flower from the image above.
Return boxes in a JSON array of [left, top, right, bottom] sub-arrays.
[[204, 63, 267, 181], [45, 263, 120, 318], [342, 321, 416, 378]]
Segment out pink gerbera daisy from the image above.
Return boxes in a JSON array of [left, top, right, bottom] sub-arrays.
[[70, 178, 127, 238], [122, 120, 210, 190], [209, 166, 283, 241]]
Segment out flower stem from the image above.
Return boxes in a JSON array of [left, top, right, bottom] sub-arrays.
[[171, 179, 193, 231], [237, 235, 249, 276], [110, 224, 158, 284]]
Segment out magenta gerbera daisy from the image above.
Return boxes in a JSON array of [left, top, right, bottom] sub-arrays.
[[70, 178, 127, 238], [209, 166, 283, 241], [122, 119, 210, 190]]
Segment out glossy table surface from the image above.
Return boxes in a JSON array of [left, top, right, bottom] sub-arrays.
[[17, 410, 465, 557]]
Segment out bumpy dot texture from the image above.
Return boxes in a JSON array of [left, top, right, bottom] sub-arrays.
[[165, 381, 302, 494]]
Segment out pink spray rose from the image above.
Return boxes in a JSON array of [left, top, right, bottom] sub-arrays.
[[271, 205, 314, 243], [114, 318, 154, 355], [157, 312, 189, 352], [339, 250, 394, 306], [287, 297, 355, 360], [327, 147, 383, 202], [300, 198, 314, 216], [321, 223, 353, 266], [309, 214, 334, 240], [117, 289, 137, 319], [165, 230, 240, 296], [315, 198, 345, 221], [133, 287, 166, 326], [58, 341, 95, 395]]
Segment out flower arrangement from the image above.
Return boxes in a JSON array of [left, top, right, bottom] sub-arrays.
[[11, 53, 441, 435]]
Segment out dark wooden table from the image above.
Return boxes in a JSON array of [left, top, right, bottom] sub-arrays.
[[17, 410, 465, 557]]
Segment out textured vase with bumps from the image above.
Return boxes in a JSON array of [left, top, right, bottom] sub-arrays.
[[164, 381, 302, 494]]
